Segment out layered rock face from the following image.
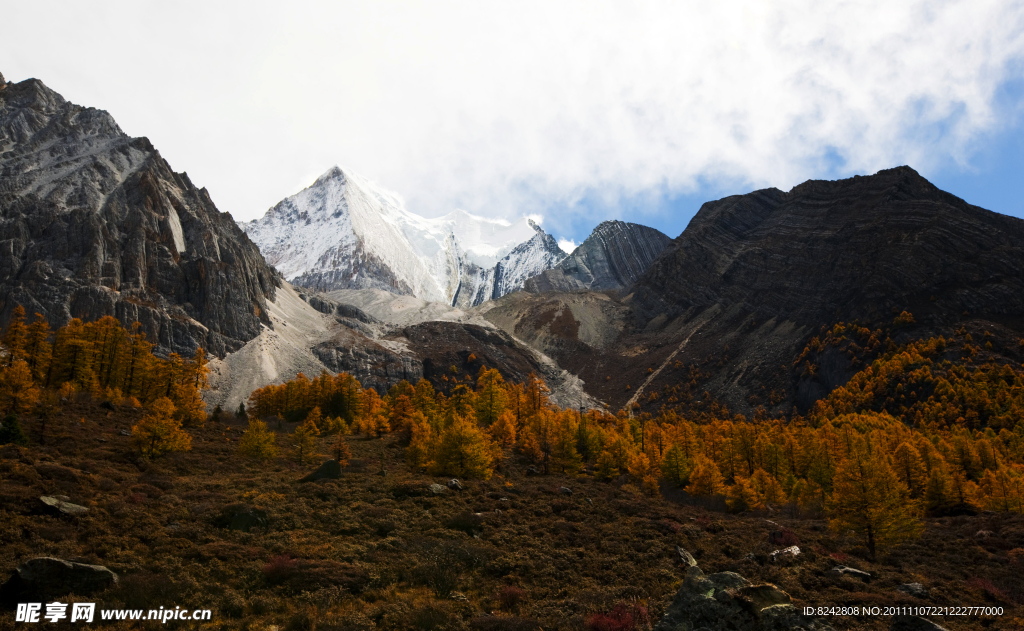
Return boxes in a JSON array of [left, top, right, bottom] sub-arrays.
[[488, 167, 1024, 414], [0, 74, 278, 357], [631, 166, 1024, 327], [524, 220, 671, 293], [620, 166, 1024, 413]]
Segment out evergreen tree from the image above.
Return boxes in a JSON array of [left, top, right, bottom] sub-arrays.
[[0, 414, 28, 445], [660, 444, 691, 487]]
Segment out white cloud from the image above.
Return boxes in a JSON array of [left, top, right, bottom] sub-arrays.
[[557, 238, 578, 254], [3, 0, 1024, 235]]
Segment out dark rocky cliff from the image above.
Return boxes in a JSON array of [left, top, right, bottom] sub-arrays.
[[631, 166, 1024, 326], [0, 73, 279, 357], [525, 220, 671, 293], [489, 167, 1024, 415], [619, 166, 1024, 413]]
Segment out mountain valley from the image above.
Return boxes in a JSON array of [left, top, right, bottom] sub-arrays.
[[3, 70, 1024, 631]]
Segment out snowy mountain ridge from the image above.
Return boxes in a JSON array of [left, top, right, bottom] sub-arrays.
[[242, 166, 567, 307]]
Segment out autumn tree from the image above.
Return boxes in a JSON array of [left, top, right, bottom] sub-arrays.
[[429, 414, 494, 479], [290, 412, 322, 465], [24, 313, 52, 381], [333, 435, 351, 468], [475, 367, 508, 427], [0, 360, 41, 415], [3, 305, 28, 366], [828, 448, 922, 558], [238, 419, 278, 460], [686, 455, 725, 497], [132, 397, 192, 458]]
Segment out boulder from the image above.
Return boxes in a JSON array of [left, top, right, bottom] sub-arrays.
[[525, 466, 540, 476], [216, 504, 269, 532], [831, 566, 871, 582], [896, 583, 928, 597], [447, 479, 464, 491], [676, 546, 698, 568], [890, 616, 949, 631], [39, 496, 89, 517], [654, 565, 833, 631], [737, 584, 792, 611], [300, 460, 342, 482], [0, 557, 117, 604], [559, 486, 573, 496], [768, 546, 800, 562], [428, 483, 448, 495]]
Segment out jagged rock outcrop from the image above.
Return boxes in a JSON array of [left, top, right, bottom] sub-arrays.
[[524, 220, 671, 293], [655, 565, 833, 631], [0, 74, 278, 357]]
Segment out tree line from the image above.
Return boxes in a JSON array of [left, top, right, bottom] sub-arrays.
[[0, 306, 207, 455], [243, 324, 1024, 558]]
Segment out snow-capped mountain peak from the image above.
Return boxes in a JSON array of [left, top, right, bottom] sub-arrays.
[[243, 166, 566, 307]]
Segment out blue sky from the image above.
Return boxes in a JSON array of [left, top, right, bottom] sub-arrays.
[[4, 1, 1024, 250]]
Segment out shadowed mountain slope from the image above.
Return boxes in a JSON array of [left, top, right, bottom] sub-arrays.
[[486, 167, 1024, 415], [525, 220, 671, 294], [0, 72, 278, 357]]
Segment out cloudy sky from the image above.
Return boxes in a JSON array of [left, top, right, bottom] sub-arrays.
[[5, 0, 1024, 247]]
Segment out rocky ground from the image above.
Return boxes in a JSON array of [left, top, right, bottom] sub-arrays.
[[1, 401, 1021, 630]]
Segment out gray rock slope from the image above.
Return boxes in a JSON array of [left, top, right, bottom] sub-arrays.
[[524, 220, 671, 293], [0, 72, 278, 357]]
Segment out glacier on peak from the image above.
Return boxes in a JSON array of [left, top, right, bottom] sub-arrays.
[[243, 166, 567, 307]]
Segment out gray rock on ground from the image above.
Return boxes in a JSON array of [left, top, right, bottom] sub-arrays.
[[831, 566, 872, 581], [428, 483, 448, 495], [447, 479, 464, 491], [654, 565, 834, 631], [676, 546, 698, 567], [769, 546, 800, 562], [896, 583, 928, 597], [0, 557, 117, 604], [39, 495, 89, 516]]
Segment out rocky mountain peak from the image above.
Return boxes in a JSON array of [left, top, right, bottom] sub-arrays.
[[524, 219, 672, 293], [244, 166, 566, 307], [0, 73, 279, 357]]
